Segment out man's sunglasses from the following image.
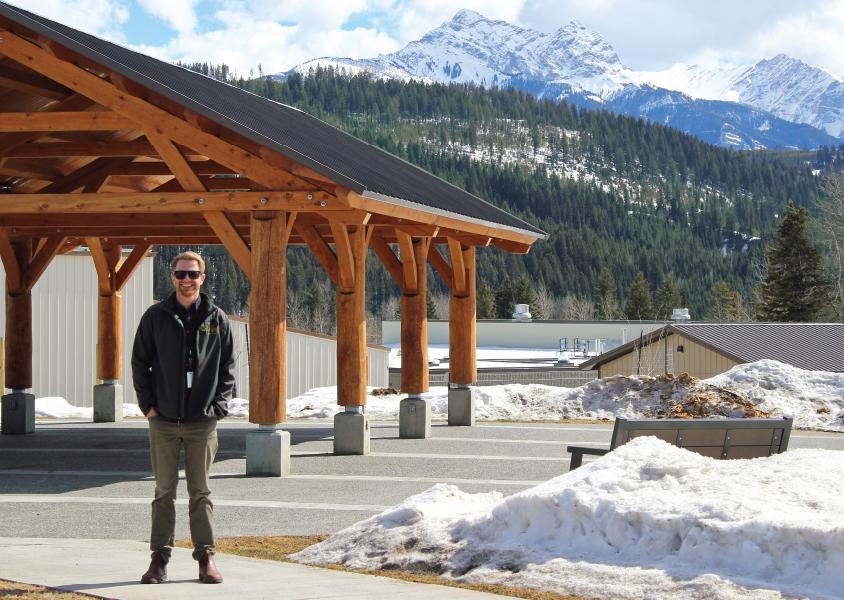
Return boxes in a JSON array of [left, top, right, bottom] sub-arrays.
[[173, 270, 202, 280]]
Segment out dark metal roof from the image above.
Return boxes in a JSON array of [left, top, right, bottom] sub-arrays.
[[0, 1, 545, 239], [581, 323, 844, 372]]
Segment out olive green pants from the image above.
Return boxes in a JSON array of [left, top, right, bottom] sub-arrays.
[[147, 416, 218, 560]]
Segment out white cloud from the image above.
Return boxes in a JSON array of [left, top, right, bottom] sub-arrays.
[[7, 0, 130, 41], [136, 0, 199, 33]]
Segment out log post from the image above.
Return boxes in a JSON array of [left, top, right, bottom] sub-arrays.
[[246, 211, 291, 476], [399, 236, 431, 438], [334, 224, 369, 454], [448, 244, 477, 426], [2, 240, 34, 434]]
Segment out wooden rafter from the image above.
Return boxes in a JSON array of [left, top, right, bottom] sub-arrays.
[[203, 211, 251, 278], [329, 221, 355, 290], [113, 242, 150, 291], [86, 236, 113, 293], [428, 245, 453, 290], [0, 94, 95, 155], [24, 234, 63, 291], [0, 30, 314, 191], [39, 157, 137, 194], [447, 237, 467, 295], [144, 130, 205, 191], [296, 223, 338, 284], [0, 111, 138, 132], [369, 232, 403, 287], [5, 140, 183, 158], [0, 61, 70, 99]]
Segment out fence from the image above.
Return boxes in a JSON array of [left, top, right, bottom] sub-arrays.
[[389, 367, 598, 389]]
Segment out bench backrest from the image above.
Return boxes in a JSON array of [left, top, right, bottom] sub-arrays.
[[608, 417, 793, 460]]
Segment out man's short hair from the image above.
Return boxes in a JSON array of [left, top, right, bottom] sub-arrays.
[[170, 250, 205, 273]]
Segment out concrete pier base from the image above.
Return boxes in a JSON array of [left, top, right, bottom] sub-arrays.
[[246, 425, 291, 476], [399, 396, 431, 439], [448, 385, 475, 426], [334, 408, 370, 455], [1, 392, 35, 434], [93, 383, 123, 423]]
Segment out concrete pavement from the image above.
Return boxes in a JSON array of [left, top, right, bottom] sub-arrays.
[[0, 537, 506, 599]]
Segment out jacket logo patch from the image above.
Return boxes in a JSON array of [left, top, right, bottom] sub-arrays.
[[200, 324, 219, 335]]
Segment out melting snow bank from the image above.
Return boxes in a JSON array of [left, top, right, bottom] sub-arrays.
[[293, 437, 844, 600], [283, 359, 844, 431], [27, 397, 144, 419]]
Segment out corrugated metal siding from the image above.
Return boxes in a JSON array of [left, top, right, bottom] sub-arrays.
[[228, 320, 389, 401], [597, 332, 739, 379], [0, 251, 153, 406], [673, 334, 739, 379]]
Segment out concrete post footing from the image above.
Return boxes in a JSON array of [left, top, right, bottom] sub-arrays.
[[246, 425, 291, 476], [334, 410, 370, 455], [93, 383, 123, 423], [448, 386, 476, 426], [399, 396, 431, 439], [1, 392, 35, 434]]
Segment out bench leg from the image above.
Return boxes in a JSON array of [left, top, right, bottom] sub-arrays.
[[569, 451, 584, 470]]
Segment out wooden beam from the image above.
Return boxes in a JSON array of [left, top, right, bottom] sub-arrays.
[[449, 245, 476, 386], [400, 237, 430, 395], [0, 228, 21, 288], [0, 31, 310, 190], [203, 211, 251, 278], [0, 190, 342, 213], [0, 94, 95, 155], [249, 211, 287, 424], [369, 232, 402, 287], [428, 245, 453, 290], [0, 111, 139, 132], [395, 229, 417, 293], [145, 130, 205, 192], [447, 237, 467, 295], [6, 140, 171, 158], [0, 62, 71, 99], [23, 234, 63, 291], [492, 238, 533, 254], [113, 243, 150, 291], [86, 237, 113, 294], [335, 225, 367, 408], [97, 291, 122, 380], [40, 157, 137, 194], [329, 221, 355, 290], [296, 223, 338, 284], [118, 160, 232, 176]]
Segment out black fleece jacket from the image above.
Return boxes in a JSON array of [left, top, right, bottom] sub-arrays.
[[132, 292, 235, 420]]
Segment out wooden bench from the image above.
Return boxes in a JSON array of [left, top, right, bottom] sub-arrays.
[[567, 417, 793, 470]]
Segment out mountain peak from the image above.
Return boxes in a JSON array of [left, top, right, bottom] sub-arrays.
[[451, 8, 485, 25]]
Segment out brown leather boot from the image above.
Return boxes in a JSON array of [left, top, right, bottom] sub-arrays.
[[140, 552, 168, 584], [198, 549, 223, 583]]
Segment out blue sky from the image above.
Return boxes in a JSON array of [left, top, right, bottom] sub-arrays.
[[12, 0, 844, 78]]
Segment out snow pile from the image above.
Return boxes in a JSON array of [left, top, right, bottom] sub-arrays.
[[293, 437, 844, 600], [27, 397, 143, 419]]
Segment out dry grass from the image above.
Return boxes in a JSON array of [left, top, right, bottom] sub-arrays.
[[0, 579, 101, 599], [177, 536, 583, 600]]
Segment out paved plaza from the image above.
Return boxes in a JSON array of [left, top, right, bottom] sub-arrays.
[[1, 418, 842, 597]]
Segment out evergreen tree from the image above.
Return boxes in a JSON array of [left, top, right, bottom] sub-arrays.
[[653, 275, 681, 320], [706, 280, 740, 322], [477, 280, 495, 319], [758, 203, 830, 321], [625, 272, 654, 320], [494, 277, 514, 319], [595, 267, 621, 320], [513, 274, 538, 315], [426, 287, 437, 319]]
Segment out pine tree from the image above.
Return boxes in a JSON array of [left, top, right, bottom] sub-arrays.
[[625, 272, 654, 320], [513, 274, 538, 315], [595, 267, 621, 320], [653, 275, 681, 320], [706, 280, 740, 322], [426, 287, 437, 319], [494, 277, 514, 319], [477, 280, 495, 319], [758, 203, 830, 321]]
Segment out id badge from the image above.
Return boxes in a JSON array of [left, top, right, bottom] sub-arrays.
[[186, 371, 194, 388]]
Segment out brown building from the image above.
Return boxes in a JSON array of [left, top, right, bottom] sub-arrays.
[[580, 323, 844, 379]]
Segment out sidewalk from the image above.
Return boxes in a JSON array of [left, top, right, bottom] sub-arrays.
[[0, 537, 508, 599]]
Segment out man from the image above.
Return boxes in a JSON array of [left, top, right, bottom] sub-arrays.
[[132, 250, 235, 584]]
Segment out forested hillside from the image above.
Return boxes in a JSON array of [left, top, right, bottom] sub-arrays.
[[158, 65, 827, 331]]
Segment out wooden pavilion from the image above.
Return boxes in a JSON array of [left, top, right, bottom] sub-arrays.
[[0, 2, 545, 472]]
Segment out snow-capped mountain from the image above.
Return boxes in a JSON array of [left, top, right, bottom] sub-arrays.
[[279, 10, 841, 150], [636, 54, 844, 138]]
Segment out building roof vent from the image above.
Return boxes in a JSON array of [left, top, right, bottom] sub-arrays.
[[671, 308, 691, 323], [512, 303, 532, 321]]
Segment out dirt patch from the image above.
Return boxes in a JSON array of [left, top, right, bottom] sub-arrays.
[[0, 578, 103, 599], [641, 373, 771, 419]]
